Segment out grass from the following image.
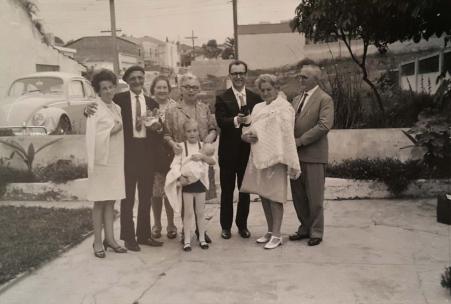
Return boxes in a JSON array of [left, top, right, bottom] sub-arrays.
[[0, 206, 93, 285]]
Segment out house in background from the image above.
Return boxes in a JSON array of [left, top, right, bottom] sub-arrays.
[[0, 0, 85, 97], [125, 36, 180, 71], [399, 48, 451, 94], [65, 36, 144, 73]]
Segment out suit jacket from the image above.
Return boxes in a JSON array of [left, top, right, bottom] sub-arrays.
[[113, 91, 160, 169], [292, 87, 334, 164], [215, 88, 263, 165]]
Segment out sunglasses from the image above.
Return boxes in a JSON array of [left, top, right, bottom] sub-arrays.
[[230, 72, 246, 77]]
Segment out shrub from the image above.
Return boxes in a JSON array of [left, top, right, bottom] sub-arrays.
[[441, 267, 451, 295], [327, 158, 449, 196], [0, 164, 34, 196], [34, 159, 87, 184]]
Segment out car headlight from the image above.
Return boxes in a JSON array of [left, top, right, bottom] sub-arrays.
[[32, 112, 45, 125]]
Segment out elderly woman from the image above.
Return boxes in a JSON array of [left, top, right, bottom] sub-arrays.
[[150, 75, 178, 239], [86, 69, 127, 258], [164, 73, 217, 243], [241, 74, 300, 249]]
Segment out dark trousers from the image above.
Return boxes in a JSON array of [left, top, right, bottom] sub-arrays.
[[219, 155, 250, 230], [120, 139, 154, 241]]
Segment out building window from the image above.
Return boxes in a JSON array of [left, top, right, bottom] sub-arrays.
[[418, 55, 439, 74], [400, 62, 415, 76], [36, 64, 60, 72]]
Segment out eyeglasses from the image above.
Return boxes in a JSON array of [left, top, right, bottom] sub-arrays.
[[297, 74, 309, 80], [230, 72, 246, 77], [182, 85, 200, 91]]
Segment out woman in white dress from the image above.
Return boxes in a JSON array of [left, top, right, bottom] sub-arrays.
[[86, 69, 127, 258], [241, 74, 300, 249]]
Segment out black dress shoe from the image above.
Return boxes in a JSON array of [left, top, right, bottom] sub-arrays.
[[238, 228, 251, 238], [221, 229, 231, 239], [308, 238, 322, 246], [289, 232, 309, 241], [124, 240, 141, 252], [138, 238, 164, 247]]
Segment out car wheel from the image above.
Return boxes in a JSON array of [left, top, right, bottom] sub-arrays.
[[53, 115, 72, 135]]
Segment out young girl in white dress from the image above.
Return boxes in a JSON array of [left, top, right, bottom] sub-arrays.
[[171, 119, 216, 251]]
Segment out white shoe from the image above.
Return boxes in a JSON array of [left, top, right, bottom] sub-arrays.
[[256, 232, 272, 244], [264, 236, 283, 249]]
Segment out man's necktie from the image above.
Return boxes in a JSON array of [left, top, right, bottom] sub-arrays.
[[296, 92, 308, 115], [238, 94, 245, 109], [135, 95, 142, 131]]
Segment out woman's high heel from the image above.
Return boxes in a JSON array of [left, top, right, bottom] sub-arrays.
[[103, 240, 127, 253], [93, 243, 106, 258]]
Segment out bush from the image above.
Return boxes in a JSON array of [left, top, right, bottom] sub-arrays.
[[327, 158, 449, 195], [0, 161, 34, 196], [441, 267, 451, 295], [34, 159, 87, 184]]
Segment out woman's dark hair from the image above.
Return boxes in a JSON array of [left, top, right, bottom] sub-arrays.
[[91, 69, 117, 94], [228, 60, 248, 74], [150, 75, 171, 96]]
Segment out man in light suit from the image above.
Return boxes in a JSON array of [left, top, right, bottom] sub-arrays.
[[289, 61, 334, 246]]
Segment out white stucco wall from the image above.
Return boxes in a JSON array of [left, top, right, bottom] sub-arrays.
[[238, 32, 305, 69], [0, 0, 85, 98]]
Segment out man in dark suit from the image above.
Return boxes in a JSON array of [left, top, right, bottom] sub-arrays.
[[86, 66, 163, 251], [215, 60, 263, 239], [289, 60, 334, 247]]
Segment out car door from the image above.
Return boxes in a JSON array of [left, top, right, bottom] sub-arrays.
[[65, 79, 88, 134]]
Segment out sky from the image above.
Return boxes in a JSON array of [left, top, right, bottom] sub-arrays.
[[36, 0, 300, 45]]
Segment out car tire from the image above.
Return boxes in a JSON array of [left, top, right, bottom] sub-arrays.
[[52, 115, 72, 135]]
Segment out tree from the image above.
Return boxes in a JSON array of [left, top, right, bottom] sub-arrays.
[[202, 39, 222, 59], [221, 37, 235, 59], [291, 0, 451, 119]]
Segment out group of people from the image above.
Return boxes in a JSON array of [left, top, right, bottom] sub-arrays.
[[85, 58, 334, 258]]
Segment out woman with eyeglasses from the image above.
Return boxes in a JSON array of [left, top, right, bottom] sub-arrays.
[[164, 73, 217, 243]]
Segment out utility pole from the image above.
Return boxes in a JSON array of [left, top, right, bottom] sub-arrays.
[[185, 30, 198, 61], [109, 0, 119, 74], [232, 0, 238, 59]]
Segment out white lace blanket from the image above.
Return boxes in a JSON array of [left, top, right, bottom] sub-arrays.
[[243, 96, 301, 179]]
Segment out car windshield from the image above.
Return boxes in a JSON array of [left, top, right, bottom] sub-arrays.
[[8, 77, 64, 97]]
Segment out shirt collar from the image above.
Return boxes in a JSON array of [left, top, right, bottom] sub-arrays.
[[232, 85, 246, 97], [130, 90, 144, 99], [305, 85, 319, 97]]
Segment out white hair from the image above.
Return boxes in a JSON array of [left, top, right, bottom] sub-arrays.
[[179, 73, 199, 86], [255, 73, 279, 90]]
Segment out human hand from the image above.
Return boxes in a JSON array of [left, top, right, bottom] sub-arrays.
[[148, 120, 162, 131], [84, 102, 98, 117], [190, 153, 203, 162], [179, 176, 190, 186], [241, 132, 258, 144], [171, 142, 183, 154]]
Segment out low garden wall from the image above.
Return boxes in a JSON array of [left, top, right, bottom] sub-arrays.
[[0, 128, 422, 169]]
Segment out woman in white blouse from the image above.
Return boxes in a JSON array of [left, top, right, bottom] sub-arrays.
[[86, 69, 127, 258]]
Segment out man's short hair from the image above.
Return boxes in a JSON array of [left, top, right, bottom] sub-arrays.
[[122, 65, 145, 82], [296, 58, 319, 70], [228, 60, 248, 74]]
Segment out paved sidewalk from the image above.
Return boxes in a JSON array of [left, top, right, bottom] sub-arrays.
[[1, 198, 450, 304]]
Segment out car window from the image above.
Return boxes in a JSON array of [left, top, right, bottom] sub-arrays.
[[69, 80, 85, 98], [84, 81, 97, 98], [8, 77, 64, 97]]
